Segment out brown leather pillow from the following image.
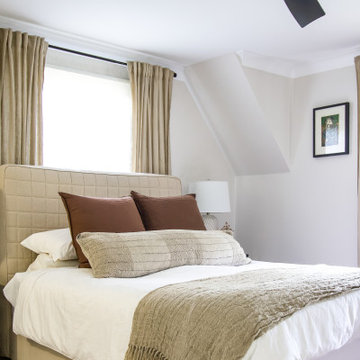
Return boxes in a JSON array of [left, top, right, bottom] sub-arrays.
[[130, 191, 206, 231], [59, 192, 145, 268]]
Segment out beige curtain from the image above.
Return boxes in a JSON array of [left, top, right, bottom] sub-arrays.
[[128, 61, 174, 175], [356, 56, 360, 266], [0, 28, 48, 165]]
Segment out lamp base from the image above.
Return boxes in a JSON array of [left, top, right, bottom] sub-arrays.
[[202, 214, 218, 230]]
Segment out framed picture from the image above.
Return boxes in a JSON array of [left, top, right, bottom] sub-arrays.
[[313, 102, 349, 157]]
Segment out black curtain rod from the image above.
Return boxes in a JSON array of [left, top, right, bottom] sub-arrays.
[[48, 44, 177, 78]]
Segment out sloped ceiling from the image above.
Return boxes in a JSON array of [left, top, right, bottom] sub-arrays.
[[0, 2, 357, 176], [0, 0, 359, 67], [185, 54, 291, 176]]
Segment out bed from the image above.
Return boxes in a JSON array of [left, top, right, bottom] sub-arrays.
[[1, 164, 360, 360]]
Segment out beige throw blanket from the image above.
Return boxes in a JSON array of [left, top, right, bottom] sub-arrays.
[[125, 265, 360, 360]]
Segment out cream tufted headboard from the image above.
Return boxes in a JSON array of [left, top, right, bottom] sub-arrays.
[[0, 164, 182, 285]]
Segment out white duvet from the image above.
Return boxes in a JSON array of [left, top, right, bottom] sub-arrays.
[[4, 261, 360, 360]]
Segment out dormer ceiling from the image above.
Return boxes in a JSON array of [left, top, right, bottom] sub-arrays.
[[0, 0, 358, 176], [0, 0, 359, 68]]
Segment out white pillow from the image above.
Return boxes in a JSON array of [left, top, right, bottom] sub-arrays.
[[27, 253, 79, 271], [21, 228, 77, 261]]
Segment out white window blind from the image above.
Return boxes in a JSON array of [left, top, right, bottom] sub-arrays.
[[42, 49, 132, 173]]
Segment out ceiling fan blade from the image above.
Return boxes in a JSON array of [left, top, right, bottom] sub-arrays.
[[283, 0, 325, 28]]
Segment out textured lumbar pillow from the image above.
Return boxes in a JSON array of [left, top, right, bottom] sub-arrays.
[[77, 230, 250, 278]]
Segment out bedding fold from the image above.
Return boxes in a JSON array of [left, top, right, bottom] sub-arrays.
[[125, 265, 360, 360]]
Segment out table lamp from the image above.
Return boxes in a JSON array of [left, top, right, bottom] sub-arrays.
[[189, 181, 230, 230]]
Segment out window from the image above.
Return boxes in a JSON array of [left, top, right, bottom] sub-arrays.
[[42, 52, 132, 173]]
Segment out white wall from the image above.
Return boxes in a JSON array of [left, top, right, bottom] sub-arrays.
[[185, 54, 289, 175], [170, 79, 235, 229], [236, 66, 358, 266], [242, 66, 292, 163]]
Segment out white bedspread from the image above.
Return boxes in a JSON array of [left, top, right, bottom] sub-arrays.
[[4, 261, 360, 360]]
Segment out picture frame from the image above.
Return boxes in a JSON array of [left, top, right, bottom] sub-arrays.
[[313, 102, 349, 158]]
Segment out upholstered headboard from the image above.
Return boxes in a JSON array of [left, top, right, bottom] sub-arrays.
[[0, 164, 182, 285]]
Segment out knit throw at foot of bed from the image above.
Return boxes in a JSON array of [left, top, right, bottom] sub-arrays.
[[125, 265, 360, 360]]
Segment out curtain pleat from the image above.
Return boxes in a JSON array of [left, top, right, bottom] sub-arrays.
[[355, 56, 360, 266], [128, 61, 174, 175], [0, 28, 48, 165]]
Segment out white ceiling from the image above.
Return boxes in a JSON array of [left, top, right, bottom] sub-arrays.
[[0, 0, 359, 66]]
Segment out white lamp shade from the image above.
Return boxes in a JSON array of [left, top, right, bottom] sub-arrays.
[[189, 181, 230, 213]]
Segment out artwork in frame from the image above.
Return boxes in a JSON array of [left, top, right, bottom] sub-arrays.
[[313, 102, 349, 157]]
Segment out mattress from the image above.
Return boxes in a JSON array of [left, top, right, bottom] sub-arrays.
[[4, 261, 360, 360]]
